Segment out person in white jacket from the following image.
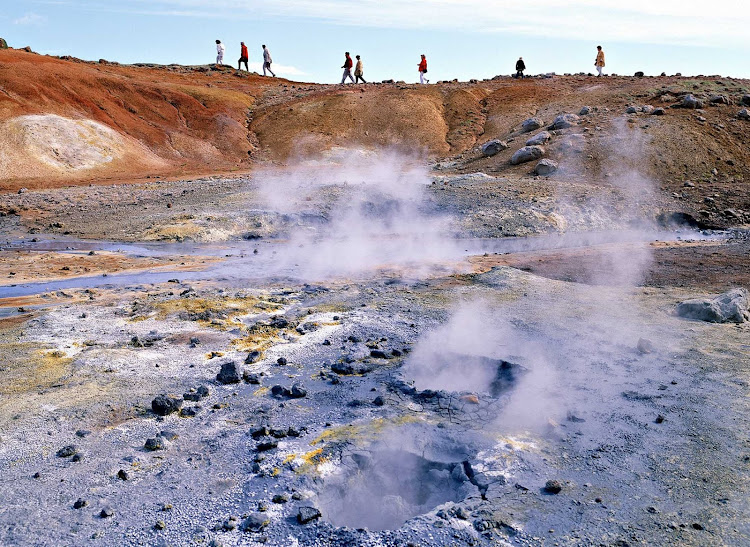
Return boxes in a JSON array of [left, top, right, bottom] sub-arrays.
[[215, 40, 225, 65], [262, 45, 276, 77]]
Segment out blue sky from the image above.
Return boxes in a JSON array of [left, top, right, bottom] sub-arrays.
[[2, 0, 748, 83]]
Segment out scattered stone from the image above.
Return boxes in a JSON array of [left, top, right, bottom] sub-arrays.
[[272, 494, 289, 504], [579, 106, 591, 115], [245, 351, 262, 364], [370, 349, 389, 359], [651, 107, 665, 116], [655, 415, 666, 424], [481, 139, 509, 157], [256, 440, 278, 451], [189, 336, 200, 347], [71, 453, 83, 463], [626, 106, 639, 114], [510, 146, 545, 165], [637, 338, 654, 354], [709, 94, 729, 105], [179, 407, 197, 417], [289, 384, 308, 398], [692, 523, 704, 531], [240, 514, 269, 532], [152, 394, 183, 416], [154, 520, 166, 530], [331, 361, 375, 375], [73, 498, 88, 509], [548, 113, 579, 129], [277, 357, 288, 366], [297, 506, 322, 524], [75, 430, 91, 438], [676, 288, 749, 323], [634, 71, 644, 77], [56, 445, 77, 458], [741, 95, 750, 106], [525, 131, 551, 146], [243, 372, 261, 384], [521, 117, 544, 132], [373, 395, 386, 406], [738, 109, 750, 121], [117, 469, 129, 481], [681, 94, 704, 109], [544, 480, 563, 494], [184, 385, 209, 401], [159, 430, 178, 441], [216, 361, 241, 384], [534, 159, 558, 176], [100, 507, 114, 518], [642, 105, 655, 114], [145, 437, 167, 451]]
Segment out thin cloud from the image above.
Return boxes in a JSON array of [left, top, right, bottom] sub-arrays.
[[14, 12, 47, 25]]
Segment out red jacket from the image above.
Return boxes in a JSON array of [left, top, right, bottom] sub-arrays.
[[241, 44, 248, 59], [418, 58, 427, 72], [344, 55, 353, 69]]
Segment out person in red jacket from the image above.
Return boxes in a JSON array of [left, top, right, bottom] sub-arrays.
[[418, 54, 429, 84], [238, 42, 249, 71], [341, 51, 354, 84]]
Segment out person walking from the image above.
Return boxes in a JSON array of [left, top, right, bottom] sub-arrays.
[[418, 54, 428, 84], [238, 42, 249, 71], [215, 40, 225, 65], [515, 57, 526, 79], [354, 55, 366, 83], [262, 45, 276, 77], [341, 51, 355, 84], [595, 45, 605, 77]]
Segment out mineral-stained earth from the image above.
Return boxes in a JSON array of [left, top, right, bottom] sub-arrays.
[[0, 47, 749, 546]]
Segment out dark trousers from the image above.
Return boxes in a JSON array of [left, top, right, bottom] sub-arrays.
[[355, 74, 366, 83], [514, 70, 524, 79], [238, 58, 248, 71]]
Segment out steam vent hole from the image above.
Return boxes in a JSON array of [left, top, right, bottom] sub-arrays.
[[316, 449, 477, 530]]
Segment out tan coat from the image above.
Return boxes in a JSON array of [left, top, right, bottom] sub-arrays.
[[354, 60, 363, 76], [595, 50, 605, 67]]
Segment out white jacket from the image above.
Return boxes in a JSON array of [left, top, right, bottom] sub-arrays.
[[217, 43, 225, 54], [263, 48, 272, 63]]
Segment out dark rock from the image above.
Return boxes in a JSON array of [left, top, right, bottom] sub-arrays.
[[738, 109, 750, 121], [159, 430, 178, 441], [526, 131, 551, 146], [626, 106, 639, 114], [240, 514, 269, 532], [297, 506, 322, 524], [548, 113, 579, 129], [251, 426, 270, 438], [269, 316, 289, 328], [373, 395, 386, 406], [709, 94, 729, 105], [741, 95, 750, 107], [75, 430, 91, 438], [655, 415, 666, 424], [270, 428, 287, 438], [272, 494, 289, 504], [276, 357, 288, 366], [681, 94, 704, 109], [289, 384, 307, 398], [244, 372, 261, 384], [271, 385, 289, 397], [521, 117, 544, 132], [287, 427, 301, 437], [145, 437, 167, 451], [56, 445, 77, 458], [216, 361, 241, 384], [676, 288, 749, 323], [692, 523, 704, 531], [510, 146, 544, 165], [634, 71, 644, 77], [117, 469, 129, 480], [651, 107, 665, 115], [245, 351, 262, 364], [481, 139, 509, 157], [534, 159, 558, 176], [73, 498, 88, 509], [256, 441, 278, 451], [100, 507, 114, 518], [180, 407, 197, 417], [184, 385, 209, 401], [543, 480, 563, 494], [370, 349, 389, 359], [71, 453, 83, 463], [331, 361, 375, 375], [579, 106, 591, 115], [152, 394, 183, 416]]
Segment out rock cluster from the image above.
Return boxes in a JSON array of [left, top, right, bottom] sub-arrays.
[[676, 288, 749, 323]]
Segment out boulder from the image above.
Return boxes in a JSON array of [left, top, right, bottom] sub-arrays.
[[216, 361, 241, 384], [676, 288, 749, 323], [481, 139, 509, 157], [641, 105, 655, 114], [0, 38, 8, 50], [579, 106, 591, 115], [152, 394, 182, 416], [548, 113, 579, 130], [534, 159, 558, 176], [510, 146, 545, 165], [738, 109, 750, 121], [709, 94, 729, 105], [525, 131, 551, 146], [297, 506, 322, 524], [651, 107, 665, 116], [741, 95, 750, 106], [681, 94, 704, 109], [625, 106, 638, 114], [521, 117, 544, 132], [634, 71, 644, 77]]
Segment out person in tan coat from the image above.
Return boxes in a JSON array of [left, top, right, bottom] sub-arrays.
[[595, 45, 605, 77], [354, 55, 366, 83]]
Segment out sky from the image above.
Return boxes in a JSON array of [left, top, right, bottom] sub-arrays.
[[1, 0, 749, 83]]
